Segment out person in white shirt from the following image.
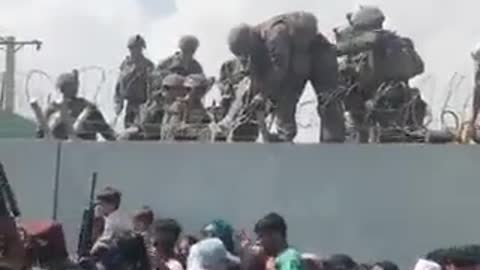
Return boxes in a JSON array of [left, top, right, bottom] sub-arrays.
[[90, 187, 133, 256]]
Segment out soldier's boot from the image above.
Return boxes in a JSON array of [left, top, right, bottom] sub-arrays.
[[273, 99, 298, 143], [310, 37, 346, 143]]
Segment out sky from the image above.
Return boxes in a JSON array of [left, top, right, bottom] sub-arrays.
[[0, 0, 478, 142]]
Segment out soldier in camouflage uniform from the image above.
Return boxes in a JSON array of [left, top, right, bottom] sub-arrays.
[[117, 72, 166, 141], [159, 74, 188, 141], [114, 35, 154, 128], [335, 6, 426, 143], [218, 57, 250, 117], [37, 71, 116, 141], [160, 74, 213, 141], [156, 35, 204, 79], [222, 12, 346, 143]]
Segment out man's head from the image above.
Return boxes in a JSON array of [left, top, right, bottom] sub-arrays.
[[254, 212, 287, 256], [179, 35, 200, 59], [228, 24, 256, 58], [176, 235, 198, 264], [162, 74, 187, 101], [95, 187, 122, 217], [184, 74, 211, 100], [151, 218, 182, 257], [56, 70, 79, 99], [132, 206, 154, 232], [127, 34, 146, 59]]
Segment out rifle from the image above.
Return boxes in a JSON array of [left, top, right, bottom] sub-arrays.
[[0, 162, 26, 270], [77, 172, 98, 258]]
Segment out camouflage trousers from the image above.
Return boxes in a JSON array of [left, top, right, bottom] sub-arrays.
[[124, 101, 143, 129]]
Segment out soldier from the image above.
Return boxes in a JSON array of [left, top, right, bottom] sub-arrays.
[[156, 35, 204, 79], [161, 74, 213, 141], [114, 34, 155, 128], [471, 42, 480, 124], [159, 74, 188, 141], [221, 12, 346, 143], [218, 56, 250, 116], [117, 72, 166, 141], [37, 71, 116, 141], [335, 6, 426, 143]]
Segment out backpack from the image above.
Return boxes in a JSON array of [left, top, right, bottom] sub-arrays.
[[379, 33, 424, 81], [336, 28, 424, 83]]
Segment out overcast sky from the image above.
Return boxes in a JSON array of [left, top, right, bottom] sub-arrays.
[[0, 0, 478, 142]]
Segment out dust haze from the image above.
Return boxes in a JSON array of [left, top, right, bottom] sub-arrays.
[[0, 0, 478, 142]]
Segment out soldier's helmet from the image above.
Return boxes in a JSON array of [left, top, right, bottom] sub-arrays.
[[228, 23, 254, 57], [56, 70, 79, 92], [184, 74, 209, 89], [178, 35, 200, 54], [128, 34, 146, 49], [162, 73, 186, 88], [350, 5, 385, 30]]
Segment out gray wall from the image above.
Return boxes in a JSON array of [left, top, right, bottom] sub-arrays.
[[1, 140, 480, 268]]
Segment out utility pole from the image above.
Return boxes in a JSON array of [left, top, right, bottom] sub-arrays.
[[0, 36, 42, 113]]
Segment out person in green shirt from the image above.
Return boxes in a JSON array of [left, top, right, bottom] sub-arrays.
[[254, 213, 304, 270]]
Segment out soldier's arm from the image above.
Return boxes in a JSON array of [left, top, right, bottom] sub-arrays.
[[264, 23, 291, 81], [218, 62, 233, 95], [88, 106, 116, 141], [114, 61, 127, 112], [36, 104, 56, 138]]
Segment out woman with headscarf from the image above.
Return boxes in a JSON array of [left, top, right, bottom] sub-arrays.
[[201, 219, 235, 255]]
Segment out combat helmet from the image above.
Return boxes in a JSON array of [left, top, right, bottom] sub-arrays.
[[56, 70, 79, 92], [127, 34, 146, 49], [349, 5, 385, 30], [228, 23, 255, 57], [162, 73, 186, 88], [178, 35, 199, 54]]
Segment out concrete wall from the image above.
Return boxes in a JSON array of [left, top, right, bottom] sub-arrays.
[[1, 140, 480, 268]]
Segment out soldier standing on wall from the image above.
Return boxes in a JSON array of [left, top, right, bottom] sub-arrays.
[[156, 35, 204, 80], [221, 12, 346, 143], [37, 70, 116, 141], [114, 35, 155, 129], [335, 6, 426, 143]]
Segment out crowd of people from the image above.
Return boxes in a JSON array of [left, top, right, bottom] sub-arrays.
[[27, 5, 480, 144], [3, 186, 480, 270]]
